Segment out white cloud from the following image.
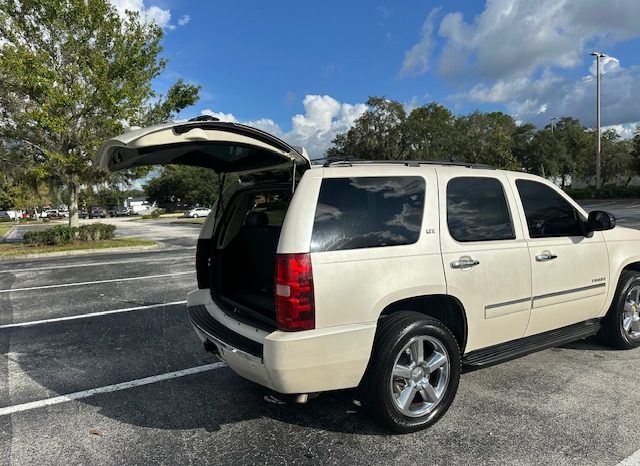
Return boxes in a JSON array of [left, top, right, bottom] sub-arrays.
[[603, 122, 639, 139], [109, 0, 172, 29], [178, 15, 191, 26], [400, 0, 640, 129], [200, 95, 368, 157], [456, 55, 640, 129], [400, 8, 439, 77], [200, 109, 238, 123], [434, 0, 640, 80]]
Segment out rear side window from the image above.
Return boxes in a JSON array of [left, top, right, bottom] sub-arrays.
[[516, 179, 583, 238], [447, 177, 515, 242], [311, 176, 425, 252]]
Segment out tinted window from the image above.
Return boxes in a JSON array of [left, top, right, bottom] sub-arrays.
[[247, 191, 291, 226], [516, 180, 583, 238], [311, 176, 425, 252], [447, 177, 515, 242]]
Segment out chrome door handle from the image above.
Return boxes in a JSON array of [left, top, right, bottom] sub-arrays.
[[535, 251, 558, 262], [450, 258, 480, 269]]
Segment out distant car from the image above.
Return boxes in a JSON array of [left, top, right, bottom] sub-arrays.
[[185, 207, 211, 218], [78, 210, 89, 219], [89, 207, 106, 219], [43, 209, 63, 219], [59, 209, 69, 218], [108, 206, 130, 217], [0, 211, 10, 221]]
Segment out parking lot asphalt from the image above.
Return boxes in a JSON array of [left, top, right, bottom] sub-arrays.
[[2, 206, 640, 465]]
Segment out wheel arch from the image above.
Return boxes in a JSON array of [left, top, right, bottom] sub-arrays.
[[378, 294, 468, 354], [622, 261, 640, 273]]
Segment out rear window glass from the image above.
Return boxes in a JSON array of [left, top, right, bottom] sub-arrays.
[[311, 176, 425, 252], [246, 191, 291, 226]]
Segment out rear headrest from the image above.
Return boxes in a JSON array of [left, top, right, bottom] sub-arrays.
[[245, 211, 269, 227]]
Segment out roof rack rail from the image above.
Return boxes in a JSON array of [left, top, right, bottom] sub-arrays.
[[315, 158, 494, 170]]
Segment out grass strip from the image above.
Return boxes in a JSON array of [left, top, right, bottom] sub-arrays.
[[0, 223, 14, 239], [0, 238, 156, 257]]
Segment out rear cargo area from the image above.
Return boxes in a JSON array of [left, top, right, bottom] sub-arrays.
[[211, 185, 292, 329]]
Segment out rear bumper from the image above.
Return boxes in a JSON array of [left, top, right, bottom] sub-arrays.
[[187, 289, 376, 394]]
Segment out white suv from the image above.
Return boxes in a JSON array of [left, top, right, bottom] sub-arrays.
[[98, 118, 640, 433]]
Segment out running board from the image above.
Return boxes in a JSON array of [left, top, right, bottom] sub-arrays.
[[463, 319, 601, 369]]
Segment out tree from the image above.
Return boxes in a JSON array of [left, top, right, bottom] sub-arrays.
[[453, 111, 519, 168], [600, 129, 633, 186], [145, 166, 231, 208], [0, 0, 199, 227], [631, 127, 640, 178], [327, 97, 408, 160], [404, 103, 456, 161]]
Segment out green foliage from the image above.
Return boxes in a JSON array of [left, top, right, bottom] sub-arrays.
[[327, 97, 409, 160], [566, 185, 640, 200], [328, 97, 638, 180], [77, 223, 116, 241], [0, 0, 199, 226], [145, 166, 233, 207], [23, 225, 77, 246], [23, 223, 116, 246]]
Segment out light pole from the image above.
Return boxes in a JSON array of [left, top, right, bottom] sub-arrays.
[[591, 51, 606, 189], [550, 117, 558, 134]]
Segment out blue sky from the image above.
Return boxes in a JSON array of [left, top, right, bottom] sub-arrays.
[[113, 0, 640, 156]]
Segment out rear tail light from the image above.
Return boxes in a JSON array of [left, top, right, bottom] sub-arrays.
[[275, 253, 315, 331]]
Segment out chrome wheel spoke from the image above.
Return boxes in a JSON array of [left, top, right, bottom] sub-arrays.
[[419, 384, 438, 403], [624, 302, 635, 316], [425, 352, 446, 373], [410, 340, 425, 363], [623, 285, 640, 336], [392, 364, 412, 380], [397, 383, 418, 411]]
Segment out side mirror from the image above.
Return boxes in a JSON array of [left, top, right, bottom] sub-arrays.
[[587, 210, 616, 232]]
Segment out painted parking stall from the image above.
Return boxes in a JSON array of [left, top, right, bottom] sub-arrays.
[[1, 211, 640, 464]]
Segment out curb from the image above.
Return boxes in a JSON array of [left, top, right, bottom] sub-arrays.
[[0, 241, 165, 262]]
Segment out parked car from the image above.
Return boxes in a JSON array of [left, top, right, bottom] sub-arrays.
[[108, 206, 130, 217], [43, 209, 63, 219], [78, 210, 89, 219], [97, 119, 640, 433], [89, 207, 106, 219], [185, 207, 211, 218], [0, 211, 11, 221]]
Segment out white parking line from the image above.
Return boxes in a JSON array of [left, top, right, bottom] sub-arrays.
[[618, 449, 640, 466], [0, 300, 188, 329], [0, 271, 194, 294], [0, 255, 193, 273], [0, 362, 226, 416]]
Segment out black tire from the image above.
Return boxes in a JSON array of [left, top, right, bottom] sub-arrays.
[[360, 311, 461, 433], [600, 270, 640, 349]]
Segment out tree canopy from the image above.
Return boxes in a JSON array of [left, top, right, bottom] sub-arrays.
[[144, 166, 232, 209], [327, 97, 637, 187], [0, 0, 199, 225]]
